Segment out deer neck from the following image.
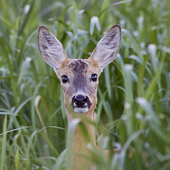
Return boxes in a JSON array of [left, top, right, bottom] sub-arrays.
[[65, 107, 96, 169], [65, 107, 96, 151], [66, 107, 96, 145]]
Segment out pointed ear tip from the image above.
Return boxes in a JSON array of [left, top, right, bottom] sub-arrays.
[[110, 24, 121, 32], [38, 26, 50, 34]]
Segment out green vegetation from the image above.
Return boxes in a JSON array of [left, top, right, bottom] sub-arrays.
[[0, 0, 170, 169]]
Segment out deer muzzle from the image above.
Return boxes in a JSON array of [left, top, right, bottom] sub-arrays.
[[72, 95, 92, 113]]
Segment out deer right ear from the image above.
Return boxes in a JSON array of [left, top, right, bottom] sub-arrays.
[[38, 26, 68, 71], [90, 25, 121, 70]]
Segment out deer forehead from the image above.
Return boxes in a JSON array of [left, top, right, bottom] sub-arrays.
[[68, 59, 88, 74], [59, 59, 101, 77]]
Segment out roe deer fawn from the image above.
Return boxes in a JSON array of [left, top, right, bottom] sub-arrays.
[[38, 24, 121, 170]]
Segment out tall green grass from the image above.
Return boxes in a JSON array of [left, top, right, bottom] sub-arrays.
[[0, 0, 170, 169]]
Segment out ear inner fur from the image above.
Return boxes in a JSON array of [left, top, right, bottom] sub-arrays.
[[37, 26, 68, 70], [90, 24, 121, 69]]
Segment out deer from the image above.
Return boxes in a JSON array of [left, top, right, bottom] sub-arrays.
[[37, 24, 121, 170]]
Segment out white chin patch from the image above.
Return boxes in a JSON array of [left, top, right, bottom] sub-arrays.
[[74, 107, 89, 113]]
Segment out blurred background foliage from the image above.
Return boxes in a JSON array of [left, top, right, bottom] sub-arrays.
[[0, 0, 170, 169]]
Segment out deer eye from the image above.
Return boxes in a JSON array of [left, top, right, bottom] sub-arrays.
[[91, 74, 97, 82], [62, 75, 68, 83]]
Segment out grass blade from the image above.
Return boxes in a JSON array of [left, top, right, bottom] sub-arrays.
[[1, 115, 7, 170]]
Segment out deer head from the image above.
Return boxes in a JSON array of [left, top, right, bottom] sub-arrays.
[[38, 25, 121, 119]]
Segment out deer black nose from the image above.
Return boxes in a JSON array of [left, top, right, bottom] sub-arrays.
[[72, 95, 87, 107], [75, 95, 86, 101], [72, 95, 92, 108]]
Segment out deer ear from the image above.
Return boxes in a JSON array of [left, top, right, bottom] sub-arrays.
[[90, 25, 121, 70], [38, 26, 68, 71]]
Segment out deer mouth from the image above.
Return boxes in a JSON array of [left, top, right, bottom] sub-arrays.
[[72, 95, 92, 113]]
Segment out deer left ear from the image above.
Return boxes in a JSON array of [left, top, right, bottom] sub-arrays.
[[37, 26, 68, 71], [90, 25, 121, 70]]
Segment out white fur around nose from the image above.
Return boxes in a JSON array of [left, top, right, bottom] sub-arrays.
[[73, 90, 89, 113], [74, 91, 87, 98], [74, 107, 89, 113]]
